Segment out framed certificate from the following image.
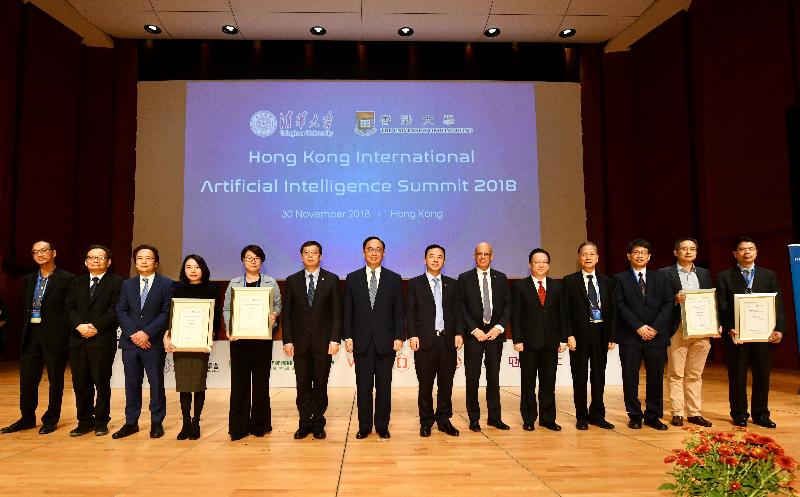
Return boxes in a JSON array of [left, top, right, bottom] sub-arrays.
[[169, 298, 215, 352], [230, 286, 274, 339], [733, 293, 777, 343], [680, 289, 720, 338]]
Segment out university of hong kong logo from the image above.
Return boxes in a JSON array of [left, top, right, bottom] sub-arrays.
[[354, 111, 377, 136], [250, 110, 278, 137]]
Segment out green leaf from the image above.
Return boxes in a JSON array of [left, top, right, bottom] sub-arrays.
[[657, 483, 676, 491]]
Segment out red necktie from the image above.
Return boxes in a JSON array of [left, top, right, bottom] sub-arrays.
[[537, 280, 546, 305]]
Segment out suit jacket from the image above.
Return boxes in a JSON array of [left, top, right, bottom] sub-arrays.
[[563, 270, 617, 345], [282, 268, 342, 355], [716, 265, 786, 333], [116, 273, 174, 350], [659, 264, 712, 335], [20, 267, 74, 351], [406, 273, 464, 350], [511, 277, 569, 350], [457, 267, 510, 342], [66, 273, 124, 350], [343, 266, 405, 355], [613, 268, 673, 348], [222, 273, 282, 334]]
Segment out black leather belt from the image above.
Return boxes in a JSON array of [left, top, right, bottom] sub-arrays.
[[435, 330, 446, 337]]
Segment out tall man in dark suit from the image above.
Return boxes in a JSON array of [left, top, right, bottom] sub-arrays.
[[282, 240, 342, 440], [1, 240, 73, 435], [458, 241, 511, 432], [66, 244, 123, 437], [114, 244, 174, 439], [511, 248, 568, 432], [716, 236, 786, 428], [660, 237, 715, 428], [408, 244, 464, 437], [563, 241, 617, 431], [343, 236, 405, 439], [613, 239, 673, 430]]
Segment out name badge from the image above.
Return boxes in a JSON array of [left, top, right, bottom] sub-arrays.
[[590, 308, 603, 323], [31, 309, 42, 324]]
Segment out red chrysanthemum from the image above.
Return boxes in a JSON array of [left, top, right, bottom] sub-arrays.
[[677, 451, 697, 467], [734, 444, 747, 455], [693, 444, 711, 455], [730, 481, 742, 491], [664, 455, 677, 464], [723, 456, 740, 466], [766, 442, 785, 455], [775, 455, 797, 471], [718, 446, 735, 457], [749, 446, 768, 459]]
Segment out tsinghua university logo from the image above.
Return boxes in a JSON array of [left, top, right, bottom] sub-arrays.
[[250, 110, 278, 137]]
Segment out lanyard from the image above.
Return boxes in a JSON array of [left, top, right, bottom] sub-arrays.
[[742, 267, 755, 289], [32, 271, 50, 309]]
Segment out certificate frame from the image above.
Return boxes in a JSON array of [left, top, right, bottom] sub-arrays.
[[680, 289, 720, 339], [169, 298, 215, 352], [230, 286, 274, 340], [733, 293, 777, 343]]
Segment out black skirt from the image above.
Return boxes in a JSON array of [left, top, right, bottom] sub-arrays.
[[173, 351, 210, 392]]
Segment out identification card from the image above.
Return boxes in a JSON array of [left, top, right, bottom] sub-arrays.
[[30, 309, 42, 323], [590, 308, 603, 323]]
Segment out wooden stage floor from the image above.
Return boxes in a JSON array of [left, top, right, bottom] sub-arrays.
[[0, 362, 797, 496]]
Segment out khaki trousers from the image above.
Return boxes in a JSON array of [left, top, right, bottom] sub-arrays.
[[667, 329, 711, 417]]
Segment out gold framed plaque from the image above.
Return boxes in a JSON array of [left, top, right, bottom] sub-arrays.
[[169, 298, 215, 352], [230, 286, 274, 339], [733, 293, 777, 343], [680, 289, 720, 338]]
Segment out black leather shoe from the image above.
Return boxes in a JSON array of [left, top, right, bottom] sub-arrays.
[[177, 418, 192, 440], [230, 433, 247, 441], [250, 428, 270, 437], [95, 425, 109, 436], [150, 423, 164, 438], [644, 419, 668, 431], [539, 421, 562, 431], [112, 424, 139, 439], [468, 421, 481, 432], [438, 423, 460, 436], [487, 419, 510, 430], [671, 416, 684, 427], [313, 428, 327, 440], [0, 420, 36, 434], [189, 418, 201, 440], [627, 419, 642, 429], [589, 419, 615, 430], [753, 417, 777, 428], [355, 429, 370, 439], [419, 426, 431, 437], [522, 423, 535, 431], [687, 416, 712, 427], [732, 417, 748, 427], [377, 429, 390, 439], [576, 421, 589, 431], [70, 424, 94, 437], [294, 427, 310, 440], [38, 424, 57, 435]]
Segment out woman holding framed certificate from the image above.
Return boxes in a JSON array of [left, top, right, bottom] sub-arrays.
[[222, 244, 281, 441], [164, 254, 221, 440]]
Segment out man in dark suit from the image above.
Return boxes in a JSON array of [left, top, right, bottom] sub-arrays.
[[716, 235, 786, 428], [408, 244, 464, 437], [282, 240, 342, 440], [1, 240, 73, 435], [511, 248, 568, 432], [65, 244, 123, 437], [613, 239, 673, 430], [458, 241, 511, 432], [563, 241, 617, 431], [660, 237, 715, 428], [343, 236, 404, 439], [114, 244, 174, 439]]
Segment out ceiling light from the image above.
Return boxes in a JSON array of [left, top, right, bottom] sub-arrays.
[[398, 26, 414, 37], [484, 27, 500, 37], [144, 24, 162, 34], [310, 26, 326, 36], [559, 28, 576, 38], [222, 25, 238, 35]]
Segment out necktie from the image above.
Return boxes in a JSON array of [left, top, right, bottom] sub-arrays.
[[89, 276, 99, 302], [742, 269, 752, 293], [638, 272, 646, 296], [307, 274, 316, 306], [537, 280, 546, 306], [586, 274, 599, 308], [369, 269, 377, 308], [433, 277, 444, 330], [481, 271, 491, 323], [140, 277, 150, 307]]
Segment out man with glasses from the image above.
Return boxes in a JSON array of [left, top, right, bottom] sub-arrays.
[[716, 236, 785, 428], [1, 241, 74, 435]]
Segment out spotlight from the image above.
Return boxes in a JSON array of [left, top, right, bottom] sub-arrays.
[[484, 27, 500, 37], [310, 26, 326, 36], [222, 25, 239, 35], [398, 26, 414, 37], [144, 24, 162, 34], [559, 28, 576, 38]]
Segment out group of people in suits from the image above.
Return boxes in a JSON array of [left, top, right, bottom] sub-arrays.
[[0, 234, 787, 441]]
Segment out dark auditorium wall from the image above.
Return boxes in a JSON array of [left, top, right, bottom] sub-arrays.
[[580, 0, 800, 368], [0, 2, 137, 358]]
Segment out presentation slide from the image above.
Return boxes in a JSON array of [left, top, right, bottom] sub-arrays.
[[182, 81, 540, 279]]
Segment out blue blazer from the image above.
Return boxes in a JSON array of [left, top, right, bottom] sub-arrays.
[[116, 273, 174, 350], [613, 268, 673, 348]]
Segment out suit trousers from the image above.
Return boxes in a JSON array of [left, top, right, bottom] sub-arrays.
[[293, 350, 332, 430], [354, 340, 394, 432], [619, 344, 667, 421], [122, 347, 166, 425], [569, 323, 608, 422], [519, 346, 557, 425], [229, 339, 273, 438], [70, 344, 115, 426], [414, 334, 457, 427], [19, 324, 68, 425], [463, 336, 503, 423], [667, 331, 711, 417], [725, 339, 773, 420]]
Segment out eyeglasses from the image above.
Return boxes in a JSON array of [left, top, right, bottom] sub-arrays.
[[86, 256, 108, 261], [630, 250, 649, 256], [677, 247, 697, 252], [365, 247, 384, 254], [243, 256, 261, 262], [135, 256, 155, 262], [737, 247, 756, 253], [31, 248, 52, 256], [302, 251, 320, 256]]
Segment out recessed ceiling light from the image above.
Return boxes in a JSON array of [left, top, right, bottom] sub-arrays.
[[398, 26, 414, 37], [559, 28, 576, 38], [222, 25, 238, 35], [144, 24, 162, 34], [484, 27, 500, 37], [310, 26, 326, 36]]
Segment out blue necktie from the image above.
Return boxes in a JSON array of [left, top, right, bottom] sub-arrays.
[[434, 277, 444, 331], [307, 274, 316, 306], [140, 277, 150, 307]]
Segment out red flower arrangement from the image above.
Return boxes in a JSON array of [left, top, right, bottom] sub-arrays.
[[660, 427, 799, 496]]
